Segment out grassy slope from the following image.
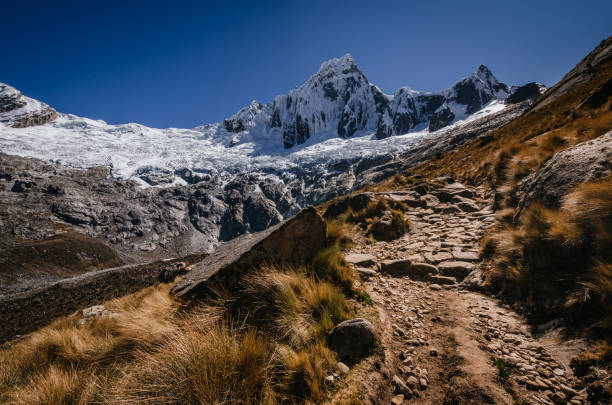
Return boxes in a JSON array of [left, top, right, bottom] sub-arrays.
[[0, 220, 380, 405]]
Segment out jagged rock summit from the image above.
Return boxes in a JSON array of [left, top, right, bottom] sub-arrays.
[[0, 83, 57, 128], [219, 55, 515, 148]]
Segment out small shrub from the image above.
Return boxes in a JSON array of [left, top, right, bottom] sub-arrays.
[[274, 342, 336, 401], [348, 197, 390, 224], [356, 289, 374, 306], [310, 247, 355, 293], [492, 358, 513, 381], [326, 219, 353, 249]]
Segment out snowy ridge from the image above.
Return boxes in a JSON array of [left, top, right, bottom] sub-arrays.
[[0, 55, 537, 186], [0, 83, 56, 128]]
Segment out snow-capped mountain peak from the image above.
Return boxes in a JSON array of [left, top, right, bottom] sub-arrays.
[[215, 56, 516, 148], [0, 55, 539, 187], [316, 53, 360, 75]]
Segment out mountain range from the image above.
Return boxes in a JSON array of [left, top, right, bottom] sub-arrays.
[[1, 54, 541, 162], [0, 55, 543, 261]]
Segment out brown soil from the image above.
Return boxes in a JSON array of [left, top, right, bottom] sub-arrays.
[[0, 232, 124, 294]]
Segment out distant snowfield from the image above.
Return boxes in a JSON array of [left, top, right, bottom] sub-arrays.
[[0, 100, 506, 182]]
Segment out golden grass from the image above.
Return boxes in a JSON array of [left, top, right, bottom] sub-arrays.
[[238, 269, 353, 345], [326, 219, 354, 250], [486, 176, 612, 332], [0, 283, 180, 404], [107, 320, 274, 404], [336, 197, 410, 241], [1, 229, 364, 404]]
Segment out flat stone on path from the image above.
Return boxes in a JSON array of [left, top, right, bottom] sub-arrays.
[[380, 259, 412, 276], [438, 261, 475, 279], [452, 251, 480, 262], [344, 253, 377, 268], [411, 263, 439, 276], [355, 268, 377, 278], [424, 252, 453, 264], [429, 274, 457, 285]]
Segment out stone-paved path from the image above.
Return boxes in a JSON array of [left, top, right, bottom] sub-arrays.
[[345, 181, 589, 405]]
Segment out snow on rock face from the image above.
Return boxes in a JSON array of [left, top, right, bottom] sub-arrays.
[[0, 83, 57, 128], [0, 55, 518, 186], [212, 56, 511, 149], [376, 65, 510, 139]]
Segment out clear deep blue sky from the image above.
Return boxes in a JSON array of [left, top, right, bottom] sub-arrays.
[[2, 0, 610, 128]]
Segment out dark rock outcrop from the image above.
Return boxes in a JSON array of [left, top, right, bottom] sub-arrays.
[[428, 106, 455, 132], [506, 82, 546, 104], [171, 207, 327, 299], [528, 35, 612, 112]]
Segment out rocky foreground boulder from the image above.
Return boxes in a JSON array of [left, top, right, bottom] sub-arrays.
[[516, 130, 612, 216], [171, 207, 327, 299], [327, 318, 377, 361]]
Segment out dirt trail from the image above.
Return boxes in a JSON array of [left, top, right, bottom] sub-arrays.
[[345, 183, 589, 405]]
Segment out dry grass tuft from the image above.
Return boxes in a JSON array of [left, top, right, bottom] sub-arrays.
[[310, 246, 356, 294], [326, 219, 354, 249], [108, 320, 273, 404], [486, 176, 612, 332], [1, 228, 361, 404], [238, 269, 353, 345]]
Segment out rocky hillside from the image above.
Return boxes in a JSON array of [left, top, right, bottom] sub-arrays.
[[0, 99, 529, 297]]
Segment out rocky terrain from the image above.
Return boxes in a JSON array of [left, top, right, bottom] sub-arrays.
[[0, 31, 609, 405], [338, 180, 599, 404], [0, 99, 527, 296]]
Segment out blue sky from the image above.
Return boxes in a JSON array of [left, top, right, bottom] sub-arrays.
[[1, 0, 610, 128]]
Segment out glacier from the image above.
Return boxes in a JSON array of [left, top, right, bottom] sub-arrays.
[[0, 54, 525, 187]]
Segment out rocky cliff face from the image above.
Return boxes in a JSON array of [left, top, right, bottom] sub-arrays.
[[216, 56, 514, 148], [0, 83, 57, 128]]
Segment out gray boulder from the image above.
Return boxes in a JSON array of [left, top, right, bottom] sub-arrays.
[[438, 261, 475, 280], [516, 131, 612, 217], [171, 207, 327, 299], [327, 318, 376, 361]]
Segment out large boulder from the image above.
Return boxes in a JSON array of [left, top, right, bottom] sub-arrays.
[[516, 131, 612, 217], [171, 207, 327, 299], [327, 318, 376, 361]]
